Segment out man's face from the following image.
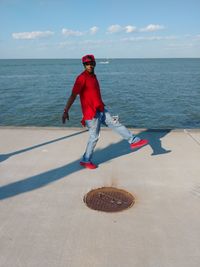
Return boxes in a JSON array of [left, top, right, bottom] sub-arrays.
[[84, 61, 96, 73]]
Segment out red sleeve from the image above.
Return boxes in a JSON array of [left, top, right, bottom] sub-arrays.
[[72, 74, 85, 95]]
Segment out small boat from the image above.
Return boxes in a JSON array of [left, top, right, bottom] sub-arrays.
[[99, 60, 109, 64]]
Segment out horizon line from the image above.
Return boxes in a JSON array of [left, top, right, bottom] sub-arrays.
[[1, 57, 200, 60]]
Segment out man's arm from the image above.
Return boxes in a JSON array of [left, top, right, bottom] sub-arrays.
[[62, 93, 77, 123]]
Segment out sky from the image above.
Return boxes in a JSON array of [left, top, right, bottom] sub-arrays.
[[0, 0, 200, 59]]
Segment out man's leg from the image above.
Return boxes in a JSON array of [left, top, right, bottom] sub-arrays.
[[103, 110, 137, 143], [103, 110, 148, 149], [81, 116, 101, 164]]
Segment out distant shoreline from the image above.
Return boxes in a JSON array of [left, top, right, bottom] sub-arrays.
[[1, 57, 200, 60]]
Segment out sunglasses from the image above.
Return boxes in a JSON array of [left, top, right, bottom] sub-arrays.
[[84, 61, 96, 66]]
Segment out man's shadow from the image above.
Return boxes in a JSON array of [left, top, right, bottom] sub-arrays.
[[139, 129, 172, 156], [0, 130, 87, 163], [94, 129, 171, 164], [0, 129, 171, 200]]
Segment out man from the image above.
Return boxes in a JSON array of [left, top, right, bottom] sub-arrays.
[[62, 54, 148, 169]]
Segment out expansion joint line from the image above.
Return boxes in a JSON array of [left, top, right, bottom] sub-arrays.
[[184, 129, 200, 147]]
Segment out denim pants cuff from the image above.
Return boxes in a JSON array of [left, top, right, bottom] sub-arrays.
[[81, 155, 90, 163]]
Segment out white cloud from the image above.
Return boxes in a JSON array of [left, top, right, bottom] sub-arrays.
[[107, 24, 123, 34], [58, 41, 75, 48], [107, 24, 165, 34], [194, 34, 200, 40], [62, 28, 84, 37], [81, 39, 104, 45], [89, 26, 99, 35], [124, 25, 137, 33], [58, 39, 114, 50], [107, 24, 137, 34], [140, 24, 165, 32], [167, 43, 194, 49], [121, 36, 177, 42], [62, 26, 99, 36], [12, 31, 54, 40]]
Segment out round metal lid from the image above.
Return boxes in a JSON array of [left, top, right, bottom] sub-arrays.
[[84, 187, 135, 212]]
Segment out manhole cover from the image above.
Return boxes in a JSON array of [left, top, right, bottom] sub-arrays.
[[84, 187, 135, 212]]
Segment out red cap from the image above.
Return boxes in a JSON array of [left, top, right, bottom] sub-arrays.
[[82, 54, 95, 64]]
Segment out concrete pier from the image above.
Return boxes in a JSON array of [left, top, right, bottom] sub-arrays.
[[0, 127, 200, 267]]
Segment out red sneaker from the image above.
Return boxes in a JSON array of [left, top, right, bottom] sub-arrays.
[[130, 139, 148, 150], [80, 161, 97, 169]]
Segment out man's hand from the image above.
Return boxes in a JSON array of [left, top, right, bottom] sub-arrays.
[[62, 111, 69, 124], [62, 93, 76, 124]]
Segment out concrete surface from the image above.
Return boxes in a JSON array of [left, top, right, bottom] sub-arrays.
[[0, 126, 200, 267]]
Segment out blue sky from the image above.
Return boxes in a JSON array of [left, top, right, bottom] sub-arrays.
[[0, 0, 200, 58]]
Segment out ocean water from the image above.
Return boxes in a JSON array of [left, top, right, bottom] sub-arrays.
[[0, 58, 200, 128]]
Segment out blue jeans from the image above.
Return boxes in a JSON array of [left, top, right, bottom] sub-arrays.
[[82, 110, 140, 162]]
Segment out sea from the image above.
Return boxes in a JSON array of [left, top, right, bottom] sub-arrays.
[[0, 58, 200, 129]]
